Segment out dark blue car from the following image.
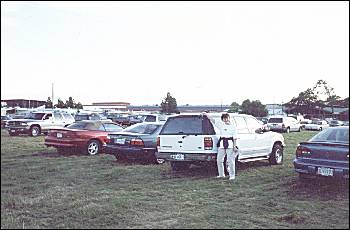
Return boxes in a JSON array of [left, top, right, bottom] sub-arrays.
[[294, 126, 349, 180], [105, 122, 165, 164]]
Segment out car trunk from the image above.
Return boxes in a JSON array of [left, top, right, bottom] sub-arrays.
[[299, 142, 349, 162]]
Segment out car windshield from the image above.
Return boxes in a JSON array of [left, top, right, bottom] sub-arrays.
[[75, 115, 90, 121], [309, 128, 349, 143], [24, 113, 46, 120], [124, 123, 160, 134]]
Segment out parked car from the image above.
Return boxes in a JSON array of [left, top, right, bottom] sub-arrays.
[[293, 126, 349, 180], [45, 120, 124, 155], [1, 115, 12, 128], [105, 122, 165, 164], [156, 113, 285, 171], [6, 111, 75, 136], [267, 116, 301, 133], [74, 112, 110, 122], [329, 120, 344, 127], [107, 113, 131, 127], [256, 117, 268, 124], [128, 115, 144, 125], [140, 114, 169, 123], [304, 120, 329, 131]]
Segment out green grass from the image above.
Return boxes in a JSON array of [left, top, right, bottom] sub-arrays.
[[1, 129, 348, 229]]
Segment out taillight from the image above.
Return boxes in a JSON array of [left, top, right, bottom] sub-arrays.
[[296, 145, 311, 158], [157, 137, 160, 147], [204, 137, 213, 150], [130, 138, 144, 147], [282, 123, 285, 128]]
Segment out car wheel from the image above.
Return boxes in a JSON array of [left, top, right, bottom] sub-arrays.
[[155, 158, 165, 164], [170, 161, 190, 171], [269, 144, 283, 165], [319, 127, 322, 131], [86, 140, 100, 155], [285, 127, 290, 133], [298, 127, 301, 132], [30, 126, 41, 137]]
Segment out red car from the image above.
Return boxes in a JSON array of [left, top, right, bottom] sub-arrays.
[[45, 120, 123, 155]]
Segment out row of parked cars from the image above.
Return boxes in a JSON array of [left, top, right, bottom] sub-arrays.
[[257, 115, 348, 133], [2, 111, 349, 181]]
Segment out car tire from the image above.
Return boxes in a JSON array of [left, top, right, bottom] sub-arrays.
[[285, 127, 290, 133], [30, 126, 41, 137], [86, 140, 100, 155], [170, 161, 190, 171], [269, 144, 283, 165]]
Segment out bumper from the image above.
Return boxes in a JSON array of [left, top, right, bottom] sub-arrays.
[[8, 126, 30, 134], [105, 145, 156, 159], [155, 152, 217, 162], [293, 159, 349, 179]]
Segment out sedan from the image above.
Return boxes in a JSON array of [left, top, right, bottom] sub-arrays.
[[45, 120, 123, 155], [304, 120, 329, 131], [1, 115, 12, 128], [105, 122, 165, 164], [293, 126, 349, 181]]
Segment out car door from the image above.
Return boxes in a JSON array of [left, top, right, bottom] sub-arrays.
[[232, 116, 255, 158], [244, 116, 272, 156]]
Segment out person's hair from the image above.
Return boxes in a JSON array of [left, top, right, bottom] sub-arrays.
[[221, 113, 230, 121]]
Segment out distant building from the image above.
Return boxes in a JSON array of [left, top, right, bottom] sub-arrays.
[[1, 99, 45, 108], [83, 102, 130, 111]]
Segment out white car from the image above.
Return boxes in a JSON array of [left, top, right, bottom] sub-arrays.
[[304, 120, 329, 131], [156, 113, 285, 171], [267, 116, 302, 133]]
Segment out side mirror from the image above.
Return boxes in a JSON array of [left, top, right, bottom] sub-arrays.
[[255, 128, 264, 134]]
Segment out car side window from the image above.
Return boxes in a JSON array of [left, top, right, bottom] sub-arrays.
[[233, 116, 249, 134], [43, 114, 52, 120]]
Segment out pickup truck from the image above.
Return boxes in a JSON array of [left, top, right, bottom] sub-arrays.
[[7, 111, 75, 136]]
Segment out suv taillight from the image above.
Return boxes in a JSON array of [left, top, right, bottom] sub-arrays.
[[204, 137, 213, 150], [157, 137, 160, 147], [296, 145, 311, 158]]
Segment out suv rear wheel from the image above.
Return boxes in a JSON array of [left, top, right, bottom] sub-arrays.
[[170, 161, 191, 171], [269, 144, 283, 165]]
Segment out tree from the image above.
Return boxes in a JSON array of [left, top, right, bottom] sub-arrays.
[[228, 102, 240, 113], [285, 88, 318, 115], [65, 97, 75, 108], [45, 97, 53, 108], [55, 98, 67, 108], [75, 102, 83, 110], [160, 92, 179, 114], [240, 99, 268, 117]]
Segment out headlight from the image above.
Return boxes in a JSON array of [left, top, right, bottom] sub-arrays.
[[20, 122, 27, 126]]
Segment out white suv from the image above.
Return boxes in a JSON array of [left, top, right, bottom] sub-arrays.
[[156, 113, 285, 171]]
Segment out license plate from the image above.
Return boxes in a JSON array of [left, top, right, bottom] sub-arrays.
[[170, 154, 185, 160], [115, 138, 126, 145], [57, 133, 63, 138], [317, 167, 333, 177]]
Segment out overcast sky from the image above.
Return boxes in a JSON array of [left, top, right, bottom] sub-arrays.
[[1, 1, 349, 106]]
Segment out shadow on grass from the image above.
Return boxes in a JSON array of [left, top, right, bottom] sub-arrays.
[[284, 176, 349, 201], [160, 160, 273, 179], [32, 150, 84, 158]]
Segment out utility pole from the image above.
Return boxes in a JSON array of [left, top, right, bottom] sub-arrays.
[[52, 83, 54, 108]]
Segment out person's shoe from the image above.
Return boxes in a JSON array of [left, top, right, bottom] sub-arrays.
[[216, 175, 225, 178], [229, 176, 235, 180]]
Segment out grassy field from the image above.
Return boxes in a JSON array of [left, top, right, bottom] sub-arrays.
[[1, 129, 348, 229]]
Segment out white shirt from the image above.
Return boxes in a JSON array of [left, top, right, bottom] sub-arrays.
[[217, 121, 237, 149]]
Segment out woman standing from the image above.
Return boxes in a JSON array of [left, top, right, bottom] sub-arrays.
[[216, 113, 239, 180]]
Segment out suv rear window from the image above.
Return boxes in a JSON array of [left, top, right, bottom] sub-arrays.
[[268, 118, 283, 123], [160, 116, 215, 135]]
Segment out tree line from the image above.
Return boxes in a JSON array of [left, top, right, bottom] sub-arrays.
[[45, 97, 83, 109]]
